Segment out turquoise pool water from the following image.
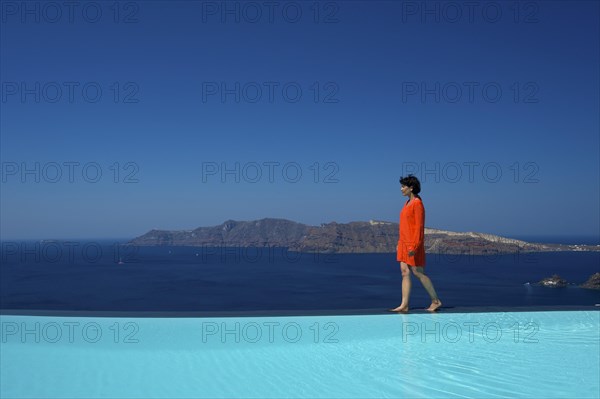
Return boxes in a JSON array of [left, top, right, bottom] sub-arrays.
[[1, 310, 599, 398]]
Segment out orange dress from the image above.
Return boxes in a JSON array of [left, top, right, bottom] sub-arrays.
[[396, 196, 426, 267]]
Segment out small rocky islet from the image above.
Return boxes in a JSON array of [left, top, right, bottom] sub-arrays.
[[532, 273, 600, 289], [580, 272, 600, 290]]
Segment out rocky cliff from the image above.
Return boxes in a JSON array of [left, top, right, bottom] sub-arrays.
[[126, 218, 600, 254]]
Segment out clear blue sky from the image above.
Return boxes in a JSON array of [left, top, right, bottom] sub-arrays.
[[1, 1, 599, 242]]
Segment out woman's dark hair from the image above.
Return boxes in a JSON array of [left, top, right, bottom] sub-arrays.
[[399, 174, 421, 195]]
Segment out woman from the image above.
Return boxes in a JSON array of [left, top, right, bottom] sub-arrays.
[[389, 174, 442, 312]]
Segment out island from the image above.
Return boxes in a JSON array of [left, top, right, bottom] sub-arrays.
[[581, 273, 600, 290], [536, 274, 568, 288], [125, 218, 600, 254]]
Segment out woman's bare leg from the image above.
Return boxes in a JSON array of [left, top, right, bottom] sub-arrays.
[[390, 262, 411, 312], [411, 266, 442, 311]]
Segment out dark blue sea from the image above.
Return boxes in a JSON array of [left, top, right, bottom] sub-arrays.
[[1, 239, 599, 312]]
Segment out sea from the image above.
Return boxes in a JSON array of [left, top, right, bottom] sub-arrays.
[[1, 237, 599, 312]]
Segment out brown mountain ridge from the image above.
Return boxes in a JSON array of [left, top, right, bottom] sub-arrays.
[[126, 218, 600, 254]]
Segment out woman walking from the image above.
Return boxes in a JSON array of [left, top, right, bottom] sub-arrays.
[[390, 174, 442, 312]]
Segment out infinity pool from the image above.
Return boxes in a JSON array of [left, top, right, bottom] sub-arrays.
[[1, 309, 598, 398]]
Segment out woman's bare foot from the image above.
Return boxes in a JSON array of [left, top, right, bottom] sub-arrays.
[[388, 305, 409, 313], [426, 299, 442, 312]]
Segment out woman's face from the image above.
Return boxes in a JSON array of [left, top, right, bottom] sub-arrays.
[[400, 184, 412, 197]]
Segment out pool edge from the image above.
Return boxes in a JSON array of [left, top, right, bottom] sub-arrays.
[[1, 305, 599, 318]]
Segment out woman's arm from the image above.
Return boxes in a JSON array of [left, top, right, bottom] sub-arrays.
[[408, 201, 425, 256]]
